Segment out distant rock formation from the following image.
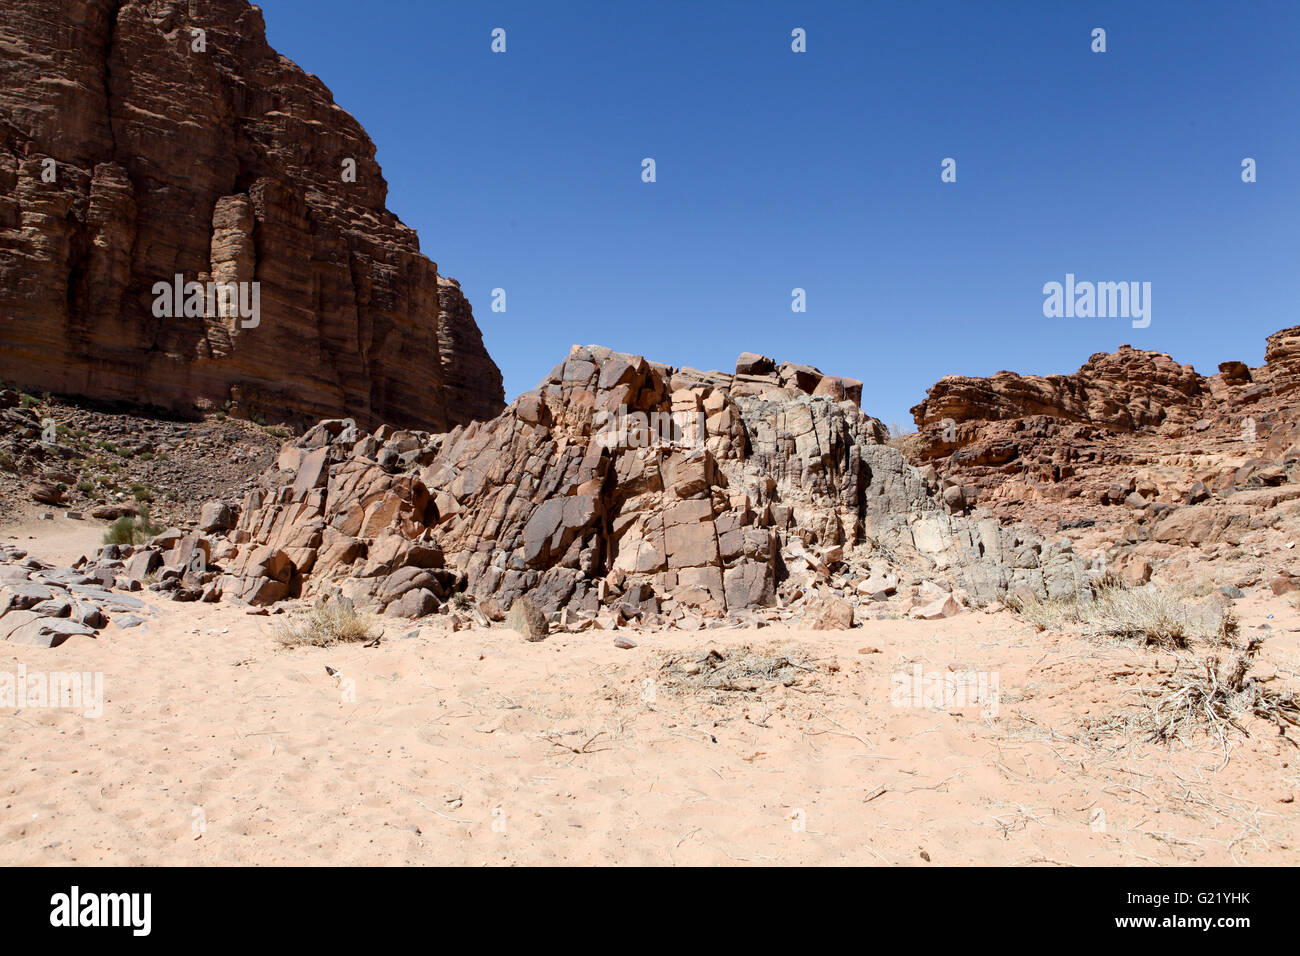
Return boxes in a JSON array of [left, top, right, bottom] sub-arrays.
[[907, 331, 1300, 528], [0, 0, 503, 430], [912, 345, 1207, 439]]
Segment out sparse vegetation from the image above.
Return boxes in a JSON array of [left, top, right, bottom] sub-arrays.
[[276, 597, 376, 648], [657, 645, 821, 702], [1136, 641, 1299, 747], [1009, 580, 1235, 649], [1079, 639, 1300, 752], [102, 504, 163, 545], [1018, 580, 1299, 751]]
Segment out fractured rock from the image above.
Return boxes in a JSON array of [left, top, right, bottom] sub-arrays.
[[505, 597, 549, 642], [803, 596, 855, 630]]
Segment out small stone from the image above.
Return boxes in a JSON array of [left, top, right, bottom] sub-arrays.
[[911, 595, 961, 620]]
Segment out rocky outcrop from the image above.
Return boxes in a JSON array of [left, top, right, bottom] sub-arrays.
[[0, 542, 154, 647], [911, 345, 1206, 446], [1263, 326, 1300, 396], [0, 0, 503, 430], [204, 347, 1093, 623], [908, 334, 1300, 510]]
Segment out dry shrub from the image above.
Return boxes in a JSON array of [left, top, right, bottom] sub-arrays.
[[276, 597, 375, 648], [1136, 639, 1299, 747], [1010, 581, 1234, 649], [102, 504, 163, 546], [657, 646, 818, 698]]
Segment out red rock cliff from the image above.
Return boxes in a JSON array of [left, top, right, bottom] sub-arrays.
[[0, 0, 504, 430]]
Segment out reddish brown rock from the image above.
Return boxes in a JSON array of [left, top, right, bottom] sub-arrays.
[[905, 330, 1300, 533], [912, 345, 1205, 439], [505, 597, 549, 642], [0, 0, 503, 431], [911, 594, 961, 620], [1270, 572, 1299, 596], [803, 596, 855, 630], [30, 482, 63, 505], [1263, 326, 1300, 395], [207, 345, 1090, 620]]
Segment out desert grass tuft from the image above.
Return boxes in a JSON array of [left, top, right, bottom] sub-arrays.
[[276, 598, 376, 648], [1009, 580, 1234, 650]]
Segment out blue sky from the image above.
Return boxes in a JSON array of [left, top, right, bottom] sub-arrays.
[[260, 0, 1299, 427]]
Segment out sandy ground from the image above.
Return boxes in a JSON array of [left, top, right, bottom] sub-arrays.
[[1, 519, 1297, 866]]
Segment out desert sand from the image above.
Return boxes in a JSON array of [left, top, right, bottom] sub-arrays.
[[1, 517, 1295, 867]]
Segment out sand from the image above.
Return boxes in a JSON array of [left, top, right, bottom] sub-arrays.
[[1, 518, 1297, 866]]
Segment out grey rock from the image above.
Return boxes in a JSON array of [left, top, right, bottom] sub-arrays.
[[506, 596, 549, 641], [384, 588, 439, 619], [2, 583, 53, 611], [30, 598, 71, 618], [7, 618, 96, 647]]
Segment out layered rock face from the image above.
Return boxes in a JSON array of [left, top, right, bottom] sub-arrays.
[[913, 346, 1206, 435], [1263, 326, 1300, 396], [906, 331, 1300, 552], [0, 0, 503, 430], [203, 347, 1091, 622]]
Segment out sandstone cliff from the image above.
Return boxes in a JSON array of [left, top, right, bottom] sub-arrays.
[[0, 0, 503, 430]]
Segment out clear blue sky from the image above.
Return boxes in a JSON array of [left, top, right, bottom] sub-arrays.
[[259, 0, 1299, 427]]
